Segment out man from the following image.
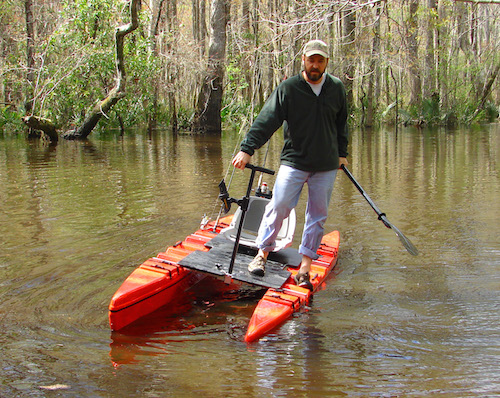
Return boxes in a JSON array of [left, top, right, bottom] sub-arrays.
[[232, 39, 349, 290]]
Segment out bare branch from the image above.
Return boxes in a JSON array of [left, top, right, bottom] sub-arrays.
[[453, 0, 500, 4]]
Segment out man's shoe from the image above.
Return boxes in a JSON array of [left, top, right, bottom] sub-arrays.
[[294, 272, 313, 291], [248, 255, 266, 276]]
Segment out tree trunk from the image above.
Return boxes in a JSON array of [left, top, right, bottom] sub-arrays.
[[192, 0, 207, 57], [63, 0, 140, 140], [408, 0, 421, 106], [424, 0, 437, 99], [24, 0, 35, 114], [390, 66, 399, 131], [241, 0, 252, 100], [22, 115, 58, 143], [437, 2, 449, 111], [366, 3, 381, 127], [166, 0, 179, 133], [149, 0, 165, 53], [473, 62, 500, 119], [148, 0, 165, 130], [192, 0, 229, 134], [456, 2, 471, 55], [341, 4, 356, 108], [200, 0, 208, 56]]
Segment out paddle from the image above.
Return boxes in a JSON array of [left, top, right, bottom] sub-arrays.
[[341, 164, 419, 256]]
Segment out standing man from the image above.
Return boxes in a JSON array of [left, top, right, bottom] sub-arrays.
[[232, 39, 349, 290]]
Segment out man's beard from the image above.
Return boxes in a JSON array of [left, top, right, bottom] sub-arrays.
[[305, 69, 324, 82]]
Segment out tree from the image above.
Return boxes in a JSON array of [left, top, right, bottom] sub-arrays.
[[341, 2, 357, 109], [148, 0, 166, 130], [3, 0, 499, 136], [193, 0, 229, 134], [165, 0, 179, 133], [24, 0, 35, 114], [408, 0, 421, 107], [366, 2, 382, 127], [62, 0, 140, 139], [424, 0, 438, 99], [473, 61, 500, 119], [192, 0, 208, 57]]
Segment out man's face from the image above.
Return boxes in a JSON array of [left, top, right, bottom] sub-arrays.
[[303, 54, 329, 83]]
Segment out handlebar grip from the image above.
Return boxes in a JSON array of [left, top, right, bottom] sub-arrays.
[[245, 163, 275, 175]]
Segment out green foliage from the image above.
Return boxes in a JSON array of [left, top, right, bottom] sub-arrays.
[[26, 0, 168, 132], [61, 0, 118, 46], [30, 0, 120, 129], [221, 98, 252, 130], [398, 108, 413, 125], [119, 36, 164, 127], [396, 90, 498, 127], [173, 106, 194, 131], [484, 102, 500, 122], [381, 101, 397, 118], [43, 50, 116, 127], [0, 107, 23, 133], [226, 59, 250, 94], [222, 59, 253, 129], [468, 101, 499, 124], [421, 94, 441, 124]]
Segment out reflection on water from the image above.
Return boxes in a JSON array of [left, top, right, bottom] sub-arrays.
[[109, 278, 265, 365], [0, 125, 498, 396]]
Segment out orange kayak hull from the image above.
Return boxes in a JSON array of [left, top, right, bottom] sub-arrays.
[[244, 230, 340, 342], [108, 220, 230, 331]]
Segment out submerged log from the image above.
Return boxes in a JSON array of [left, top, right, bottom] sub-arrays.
[[62, 88, 125, 139], [22, 115, 58, 143]]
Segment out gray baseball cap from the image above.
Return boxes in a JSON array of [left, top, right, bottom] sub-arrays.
[[303, 40, 329, 58]]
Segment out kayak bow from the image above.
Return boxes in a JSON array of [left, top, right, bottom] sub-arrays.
[[245, 230, 339, 342]]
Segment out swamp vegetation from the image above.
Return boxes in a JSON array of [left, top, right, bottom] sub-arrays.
[[1, 0, 499, 141]]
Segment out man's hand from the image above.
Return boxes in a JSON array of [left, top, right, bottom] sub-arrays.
[[232, 151, 252, 170], [339, 157, 348, 168]]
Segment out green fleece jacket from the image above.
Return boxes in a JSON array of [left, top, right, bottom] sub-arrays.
[[240, 72, 349, 172]]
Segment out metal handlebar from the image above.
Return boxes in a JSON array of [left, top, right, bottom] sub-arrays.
[[245, 163, 275, 176]]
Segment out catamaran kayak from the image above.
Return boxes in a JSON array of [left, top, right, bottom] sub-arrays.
[[108, 216, 339, 340], [109, 164, 340, 341]]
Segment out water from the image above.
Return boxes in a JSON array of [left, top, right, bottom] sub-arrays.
[[0, 125, 499, 397]]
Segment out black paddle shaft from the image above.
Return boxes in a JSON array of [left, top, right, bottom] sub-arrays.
[[341, 164, 419, 256], [341, 165, 391, 228]]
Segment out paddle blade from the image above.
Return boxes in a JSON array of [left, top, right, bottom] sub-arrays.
[[342, 165, 419, 256], [381, 215, 419, 256]]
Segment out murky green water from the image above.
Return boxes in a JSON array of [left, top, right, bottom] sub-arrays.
[[0, 125, 498, 397]]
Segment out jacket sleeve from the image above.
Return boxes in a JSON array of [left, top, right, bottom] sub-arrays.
[[240, 86, 286, 156]]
